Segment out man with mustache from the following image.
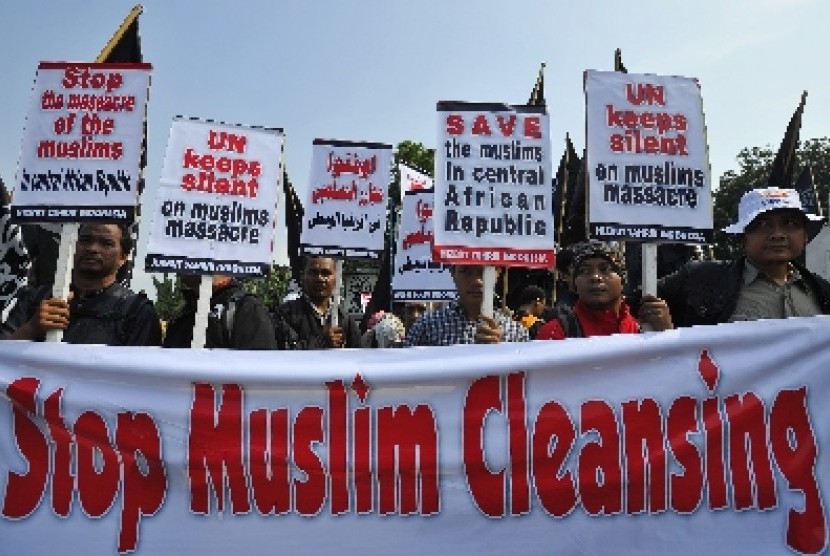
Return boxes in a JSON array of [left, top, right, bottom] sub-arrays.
[[658, 187, 830, 326], [1, 222, 161, 345]]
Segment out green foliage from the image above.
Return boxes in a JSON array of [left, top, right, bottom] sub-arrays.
[[241, 264, 293, 308], [152, 273, 185, 321], [713, 137, 830, 259], [391, 140, 435, 207]]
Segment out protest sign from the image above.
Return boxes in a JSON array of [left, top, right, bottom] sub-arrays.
[[433, 102, 554, 268], [301, 139, 392, 259], [144, 118, 283, 277], [584, 70, 713, 243], [398, 163, 433, 200], [1, 316, 829, 555], [12, 62, 151, 222], [392, 190, 455, 301]]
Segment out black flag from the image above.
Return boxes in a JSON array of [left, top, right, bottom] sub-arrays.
[[768, 91, 807, 189], [283, 170, 305, 284], [527, 62, 546, 107], [614, 48, 628, 74]]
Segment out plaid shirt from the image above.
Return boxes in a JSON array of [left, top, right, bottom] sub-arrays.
[[404, 300, 529, 346]]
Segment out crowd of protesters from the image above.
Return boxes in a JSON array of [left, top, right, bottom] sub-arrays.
[[2, 187, 829, 349]]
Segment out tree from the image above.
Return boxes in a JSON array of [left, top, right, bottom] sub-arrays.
[[713, 137, 830, 259], [242, 264, 293, 308], [152, 273, 184, 321]]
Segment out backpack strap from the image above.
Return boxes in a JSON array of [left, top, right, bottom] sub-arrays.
[[552, 304, 583, 339], [220, 290, 249, 347]]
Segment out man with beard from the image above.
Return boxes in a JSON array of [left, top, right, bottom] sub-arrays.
[[0, 223, 161, 345], [537, 241, 672, 339], [659, 188, 830, 326], [276, 256, 360, 349]]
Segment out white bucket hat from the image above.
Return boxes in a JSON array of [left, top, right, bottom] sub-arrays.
[[723, 187, 823, 235]]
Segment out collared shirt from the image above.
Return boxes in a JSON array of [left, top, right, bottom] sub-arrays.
[[730, 262, 822, 322], [404, 300, 529, 346]]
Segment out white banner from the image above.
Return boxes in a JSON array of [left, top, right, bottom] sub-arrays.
[[584, 70, 713, 243], [2, 317, 829, 555], [144, 118, 283, 276], [301, 140, 392, 259], [433, 102, 554, 268], [392, 190, 455, 301], [13, 62, 152, 222], [398, 163, 433, 200]]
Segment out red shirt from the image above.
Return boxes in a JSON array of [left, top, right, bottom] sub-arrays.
[[536, 300, 640, 340]]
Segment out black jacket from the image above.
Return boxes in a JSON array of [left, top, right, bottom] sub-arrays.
[[1, 283, 161, 346], [278, 296, 361, 349], [164, 283, 276, 350], [658, 257, 830, 327]]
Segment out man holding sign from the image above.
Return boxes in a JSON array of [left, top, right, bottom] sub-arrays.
[[1, 223, 160, 345], [277, 256, 361, 349], [404, 265, 528, 346]]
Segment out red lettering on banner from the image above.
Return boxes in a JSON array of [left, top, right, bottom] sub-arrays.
[[189, 383, 249, 514], [187, 379, 440, 520], [666, 397, 703, 513], [354, 406, 373, 513], [249, 407, 290, 514], [532, 401, 577, 517], [578, 400, 623, 515], [507, 372, 530, 515], [463, 375, 506, 516], [377, 405, 439, 515], [75, 411, 120, 516], [1, 377, 166, 554], [2, 378, 49, 518], [724, 393, 776, 511], [460, 352, 826, 554], [294, 406, 326, 515], [622, 399, 666, 514], [770, 388, 826, 554]]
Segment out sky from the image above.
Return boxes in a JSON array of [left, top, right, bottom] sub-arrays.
[[1, 0, 828, 298]]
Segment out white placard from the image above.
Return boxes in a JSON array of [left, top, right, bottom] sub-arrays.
[[13, 62, 151, 222], [301, 140, 392, 259], [399, 163, 433, 200], [144, 118, 283, 276], [433, 102, 554, 268], [392, 190, 455, 301], [584, 70, 713, 243]]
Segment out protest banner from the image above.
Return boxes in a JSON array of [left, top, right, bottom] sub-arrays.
[[12, 62, 151, 223], [392, 190, 455, 301], [432, 101, 554, 269], [398, 163, 433, 200], [584, 70, 713, 243], [301, 139, 392, 260], [144, 118, 283, 277], [1, 316, 828, 555]]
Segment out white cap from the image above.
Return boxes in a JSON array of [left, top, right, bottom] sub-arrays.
[[723, 187, 823, 234]]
